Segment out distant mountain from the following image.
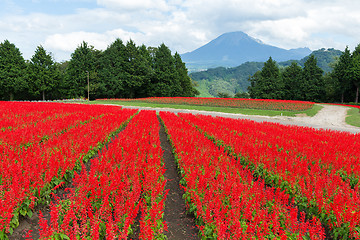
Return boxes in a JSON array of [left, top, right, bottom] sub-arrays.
[[181, 31, 312, 72], [190, 48, 342, 97]]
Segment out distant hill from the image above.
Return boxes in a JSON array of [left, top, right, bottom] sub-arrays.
[[193, 62, 264, 97], [191, 48, 343, 97], [181, 31, 311, 72], [280, 48, 343, 73]]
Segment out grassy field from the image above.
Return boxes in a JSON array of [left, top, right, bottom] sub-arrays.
[[346, 107, 360, 127], [195, 80, 213, 97], [92, 100, 323, 117]]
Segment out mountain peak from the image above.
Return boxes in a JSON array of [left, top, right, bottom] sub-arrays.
[[198, 31, 264, 49], [215, 31, 264, 45], [181, 31, 311, 71]]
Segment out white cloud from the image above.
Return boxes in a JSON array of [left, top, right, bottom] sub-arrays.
[[240, 0, 360, 51], [44, 29, 149, 53], [44, 32, 107, 52], [2, 0, 360, 61]]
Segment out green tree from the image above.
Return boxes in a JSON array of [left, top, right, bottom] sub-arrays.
[[0, 40, 27, 100], [248, 71, 262, 98], [300, 55, 324, 101], [349, 55, 360, 103], [150, 43, 177, 97], [323, 72, 339, 102], [27, 45, 59, 100], [349, 44, 360, 103], [173, 52, 199, 97], [65, 41, 98, 99], [97, 39, 127, 98], [261, 57, 284, 99], [122, 40, 152, 98], [332, 46, 352, 102], [137, 44, 154, 97], [282, 61, 303, 100], [248, 57, 284, 99], [54, 61, 69, 99]]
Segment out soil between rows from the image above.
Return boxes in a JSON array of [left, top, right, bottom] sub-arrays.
[[9, 114, 199, 239], [159, 117, 199, 239]]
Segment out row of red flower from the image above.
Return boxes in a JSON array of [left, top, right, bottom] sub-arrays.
[[178, 112, 360, 239], [184, 113, 360, 186], [0, 102, 137, 237], [1, 101, 354, 239], [39, 110, 167, 239], [98, 97, 315, 111], [160, 111, 325, 239]]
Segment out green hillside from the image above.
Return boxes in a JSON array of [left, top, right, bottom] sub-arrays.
[[191, 48, 342, 97], [191, 62, 263, 97]]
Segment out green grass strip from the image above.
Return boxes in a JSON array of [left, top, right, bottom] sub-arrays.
[[346, 107, 360, 127]]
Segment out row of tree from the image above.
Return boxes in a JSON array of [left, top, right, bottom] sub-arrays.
[[0, 39, 199, 101], [248, 45, 360, 103]]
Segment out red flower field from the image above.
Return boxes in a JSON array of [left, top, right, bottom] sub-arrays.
[[0, 100, 359, 239]]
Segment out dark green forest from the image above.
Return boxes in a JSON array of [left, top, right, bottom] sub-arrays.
[[249, 45, 360, 103], [0, 39, 199, 101]]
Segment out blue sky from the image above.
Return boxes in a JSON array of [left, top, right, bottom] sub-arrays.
[[1, 0, 98, 15], [1, 0, 360, 61]]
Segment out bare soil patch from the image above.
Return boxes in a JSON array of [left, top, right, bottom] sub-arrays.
[[159, 117, 199, 239]]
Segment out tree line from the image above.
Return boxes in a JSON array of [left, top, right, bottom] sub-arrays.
[[0, 39, 199, 101], [248, 44, 360, 103]]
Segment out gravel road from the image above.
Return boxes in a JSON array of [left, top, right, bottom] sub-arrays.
[[118, 104, 360, 134]]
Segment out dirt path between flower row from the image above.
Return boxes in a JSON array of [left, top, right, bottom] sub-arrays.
[[159, 118, 199, 239]]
